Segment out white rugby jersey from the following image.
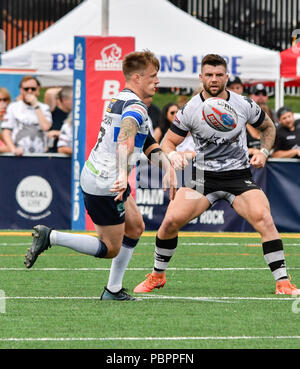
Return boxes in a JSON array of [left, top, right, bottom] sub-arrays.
[[57, 121, 72, 149], [80, 88, 149, 196], [2, 100, 52, 153], [171, 90, 265, 172]]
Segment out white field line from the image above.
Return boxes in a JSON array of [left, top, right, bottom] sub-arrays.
[[4, 295, 298, 302], [1, 267, 300, 271], [1, 335, 300, 342], [2, 242, 300, 247]]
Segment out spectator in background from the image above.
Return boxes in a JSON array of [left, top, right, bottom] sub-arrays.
[[143, 96, 161, 136], [177, 95, 189, 109], [226, 77, 261, 156], [47, 86, 73, 153], [250, 83, 277, 125], [154, 102, 179, 143], [271, 106, 300, 158], [0, 87, 11, 153], [226, 75, 244, 95], [57, 112, 73, 156], [44, 87, 62, 112], [2, 76, 52, 156]]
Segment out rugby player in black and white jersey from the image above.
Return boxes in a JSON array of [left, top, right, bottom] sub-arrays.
[[134, 54, 300, 295], [24, 51, 176, 300]]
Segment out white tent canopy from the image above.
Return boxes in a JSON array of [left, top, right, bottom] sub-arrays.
[[1, 0, 280, 88]]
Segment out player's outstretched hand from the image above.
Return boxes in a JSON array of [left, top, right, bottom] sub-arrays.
[[168, 151, 188, 170], [250, 151, 267, 168], [163, 166, 177, 201], [110, 174, 128, 201]]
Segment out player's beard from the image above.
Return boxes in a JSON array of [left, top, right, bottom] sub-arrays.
[[203, 82, 226, 97]]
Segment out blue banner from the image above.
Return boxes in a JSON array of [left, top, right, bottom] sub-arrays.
[[267, 160, 300, 232], [0, 156, 299, 232], [135, 160, 266, 232], [71, 37, 87, 230], [0, 155, 71, 229]]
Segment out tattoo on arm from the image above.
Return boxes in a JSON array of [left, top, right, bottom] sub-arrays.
[[257, 113, 276, 151], [117, 117, 138, 143], [117, 117, 138, 174]]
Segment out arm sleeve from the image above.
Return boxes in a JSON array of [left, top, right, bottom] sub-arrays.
[[142, 132, 160, 155], [245, 98, 265, 128]]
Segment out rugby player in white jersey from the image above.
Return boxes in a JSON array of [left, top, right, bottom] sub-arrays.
[[134, 54, 300, 295], [24, 50, 176, 300]]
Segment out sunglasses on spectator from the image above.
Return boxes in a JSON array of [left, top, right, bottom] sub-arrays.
[[22, 87, 37, 91], [0, 98, 8, 102], [169, 111, 178, 115], [255, 91, 267, 96]]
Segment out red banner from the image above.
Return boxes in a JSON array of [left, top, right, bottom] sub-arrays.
[[81, 36, 135, 230]]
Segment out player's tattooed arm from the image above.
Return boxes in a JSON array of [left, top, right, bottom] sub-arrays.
[[110, 117, 138, 201], [257, 113, 276, 152], [117, 117, 138, 173]]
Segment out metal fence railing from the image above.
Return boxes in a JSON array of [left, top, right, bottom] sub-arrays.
[[0, 0, 84, 51], [168, 0, 300, 51]]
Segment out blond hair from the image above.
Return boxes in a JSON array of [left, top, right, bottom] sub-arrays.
[[0, 87, 12, 104], [122, 50, 160, 80]]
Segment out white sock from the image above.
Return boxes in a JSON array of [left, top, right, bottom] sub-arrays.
[[107, 246, 134, 293], [50, 230, 104, 257]]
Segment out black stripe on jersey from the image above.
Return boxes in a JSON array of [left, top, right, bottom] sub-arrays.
[[170, 124, 188, 137], [200, 90, 230, 101], [123, 99, 147, 110], [251, 110, 266, 128], [143, 132, 157, 153], [107, 98, 147, 115], [109, 99, 125, 115]]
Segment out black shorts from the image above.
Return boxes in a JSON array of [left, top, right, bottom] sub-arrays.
[[82, 185, 131, 226], [189, 167, 261, 206]]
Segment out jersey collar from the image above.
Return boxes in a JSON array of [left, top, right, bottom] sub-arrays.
[[200, 90, 231, 101]]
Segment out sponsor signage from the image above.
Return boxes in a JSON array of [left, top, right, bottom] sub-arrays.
[[0, 155, 71, 229], [51, 52, 243, 76]]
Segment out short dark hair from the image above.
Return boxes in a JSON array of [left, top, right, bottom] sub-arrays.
[[122, 50, 160, 80], [227, 76, 242, 87], [58, 86, 73, 101], [201, 54, 227, 70], [277, 106, 293, 119]]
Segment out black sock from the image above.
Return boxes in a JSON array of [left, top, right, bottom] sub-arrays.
[[262, 239, 288, 281], [154, 236, 178, 273]]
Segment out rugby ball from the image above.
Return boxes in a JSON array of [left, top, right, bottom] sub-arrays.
[[202, 97, 238, 132]]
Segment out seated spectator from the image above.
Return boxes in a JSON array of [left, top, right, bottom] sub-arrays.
[[47, 86, 73, 153], [2, 76, 52, 156], [57, 112, 73, 156], [0, 87, 11, 153], [226, 76, 244, 95], [271, 106, 300, 158], [154, 102, 179, 143]]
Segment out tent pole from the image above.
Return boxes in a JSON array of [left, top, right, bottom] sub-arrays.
[[280, 77, 284, 108], [275, 79, 279, 112], [275, 78, 284, 112], [102, 0, 109, 36]]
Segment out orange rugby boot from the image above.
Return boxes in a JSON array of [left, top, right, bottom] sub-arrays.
[[275, 276, 300, 295], [134, 272, 166, 293]]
